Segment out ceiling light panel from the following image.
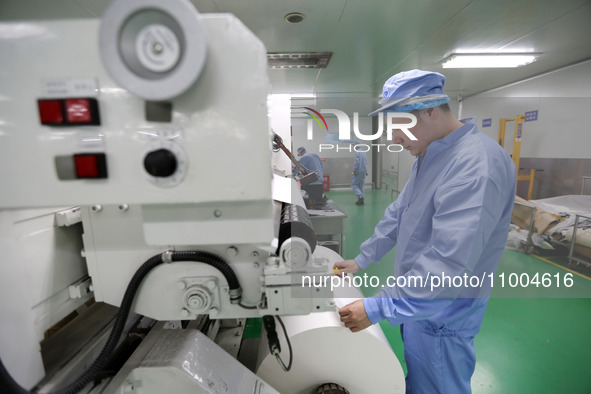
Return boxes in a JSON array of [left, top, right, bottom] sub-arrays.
[[441, 53, 539, 68]]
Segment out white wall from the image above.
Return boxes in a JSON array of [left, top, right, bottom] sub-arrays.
[[462, 60, 591, 159], [378, 132, 416, 193], [381, 134, 398, 174]]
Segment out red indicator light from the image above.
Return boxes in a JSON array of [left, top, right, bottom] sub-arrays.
[[38, 97, 101, 126], [74, 153, 108, 179], [65, 99, 92, 123], [38, 100, 64, 125]]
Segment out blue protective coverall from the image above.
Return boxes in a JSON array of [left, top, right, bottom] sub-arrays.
[[294, 152, 324, 185], [351, 150, 368, 198], [355, 118, 516, 393]]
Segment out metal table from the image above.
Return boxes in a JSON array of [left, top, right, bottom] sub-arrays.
[[308, 200, 347, 255]]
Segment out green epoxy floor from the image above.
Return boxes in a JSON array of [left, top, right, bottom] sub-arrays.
[[326, 188, 591, 393]]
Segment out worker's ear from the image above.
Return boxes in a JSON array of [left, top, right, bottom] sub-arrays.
[[415, 108, 432, 122], [416, 108, 433, 119], [422, 107, 439, 124]]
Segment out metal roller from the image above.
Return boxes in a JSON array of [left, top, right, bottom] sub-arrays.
[[278, 203, 317, 256]]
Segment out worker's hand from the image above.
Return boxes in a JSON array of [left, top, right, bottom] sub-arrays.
[[333, 259, 360, 276], [339, 299, 372, 332]]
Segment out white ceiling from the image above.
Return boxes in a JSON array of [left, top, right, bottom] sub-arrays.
[[2, 0, 590, 103]]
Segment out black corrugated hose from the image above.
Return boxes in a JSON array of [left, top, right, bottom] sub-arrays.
[[0, 250, 242, 394]]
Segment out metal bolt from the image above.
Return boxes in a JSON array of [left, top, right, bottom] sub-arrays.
[[213, 209, 222, 218], [91, 205, 103, 212], [251, 251, 259, 257], [180, 309, 190, 318], [188, 295, 204, 309], [226, 246, 238, 257], [266, 257, 279, 267], [177, 281, 186, 290], [254, 262, 260, 268], [206, 280, 216, 290], [152, 42, 163, 54], [118, 204, 129, 212]]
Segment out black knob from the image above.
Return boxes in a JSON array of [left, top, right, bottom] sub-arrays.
[[143, 149, 178, 177]]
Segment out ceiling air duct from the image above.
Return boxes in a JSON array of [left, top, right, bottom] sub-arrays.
[[267, 52, 332, 69]]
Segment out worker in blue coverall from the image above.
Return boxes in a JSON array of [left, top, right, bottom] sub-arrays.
[[294, 147, 323, 185], [351, 146, 368, 205], [334, 70, 516, 393]]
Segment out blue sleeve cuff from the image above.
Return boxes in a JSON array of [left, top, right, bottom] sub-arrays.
[[363, 297, 385, 324], [355, 255, 371, 269]]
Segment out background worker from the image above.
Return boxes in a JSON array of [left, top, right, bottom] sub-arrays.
[[351, 145, 368, 205], [294, 146, 324, 185], [334, 70, 516, 393], [294, 146, 325, 208]]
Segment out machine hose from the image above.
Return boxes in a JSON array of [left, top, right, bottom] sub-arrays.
[[0, 250, 241, 394]]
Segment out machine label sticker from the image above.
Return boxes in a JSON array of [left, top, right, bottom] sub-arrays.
[[43, 78, 98, 98]]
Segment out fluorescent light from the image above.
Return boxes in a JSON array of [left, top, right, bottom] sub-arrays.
[[441, 53, 539, 68], [290, 93, 316, 98]]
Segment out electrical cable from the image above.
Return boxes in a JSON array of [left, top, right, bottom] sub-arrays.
[[0, 250, 241, 394], [0, 253, 163, 394], [263, 315, 293, 372], [274, 316, 293, 372]]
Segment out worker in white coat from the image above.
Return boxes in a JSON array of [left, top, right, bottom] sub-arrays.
[[334, 70, 516, 393]]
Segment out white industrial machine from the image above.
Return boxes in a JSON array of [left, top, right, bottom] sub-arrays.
[[0, 1, 338, 393]]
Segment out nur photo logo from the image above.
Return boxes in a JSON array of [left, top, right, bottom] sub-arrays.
[[303, 107, 418, 152]]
